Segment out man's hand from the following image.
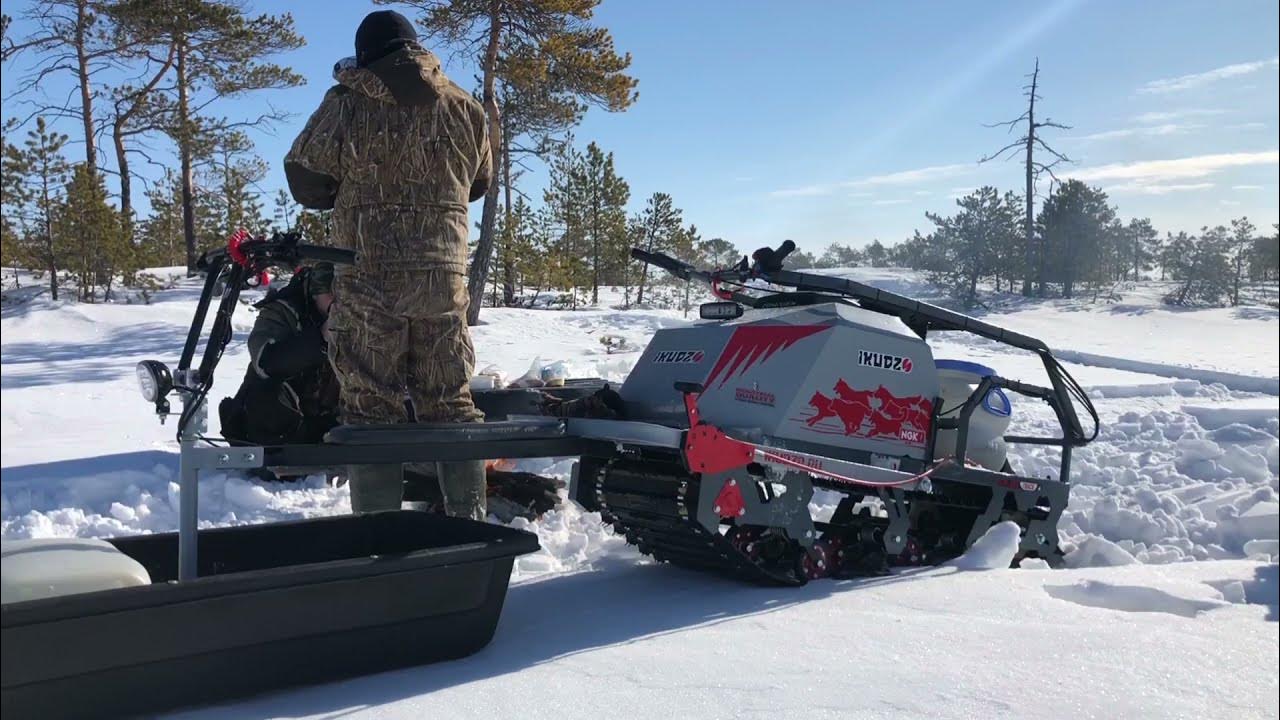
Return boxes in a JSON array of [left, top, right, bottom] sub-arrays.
[[258, 326, 327, 379]]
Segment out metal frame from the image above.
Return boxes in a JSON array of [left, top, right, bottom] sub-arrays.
[[174, 399, 628, 581]]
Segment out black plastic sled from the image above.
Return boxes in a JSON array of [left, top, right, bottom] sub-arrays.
[[1, 511, 539, 719]]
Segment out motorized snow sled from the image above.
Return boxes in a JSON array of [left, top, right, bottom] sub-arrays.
[[139, 231, 1093, 588], [571, 242, 1098, 584]]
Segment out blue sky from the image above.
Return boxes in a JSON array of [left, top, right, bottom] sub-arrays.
[[3, 0, 1278, 253]]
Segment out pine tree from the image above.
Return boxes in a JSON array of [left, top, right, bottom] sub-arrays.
[[1227, 216, 1256, 306], [700, 237, 742, 269], [2, 120, 31, 282], [1123, 217, 1158, 281], [201, 129, 267, 240], [1037, 180, 1115, 298], [864, 239, 889, 268], [1164, 228, 1232, 306], [294, 208, 331, 244], [144, 0, 303, 273], [925, 186, 1020, 306], [817, 242, 861, 269], [566, 142, 627, 304], [56, 163, 129, 300], [6, 0, 122, 175], [1249, 224, 1278, 282], [633, 192, 683, 305], [137, 169, 185, 266], [272, 188, 294, 231], [787, 248, 818, 269], [6, 117, 71, 299]]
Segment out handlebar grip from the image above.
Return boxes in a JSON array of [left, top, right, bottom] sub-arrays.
[[774, 239, 796, 263], [296, 244, 358, 265]]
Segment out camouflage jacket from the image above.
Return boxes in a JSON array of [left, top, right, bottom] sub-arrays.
[[284, 45, 491, 272], [221, 282, 339, 445]]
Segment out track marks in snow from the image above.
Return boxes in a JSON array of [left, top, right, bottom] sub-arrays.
[[1053, 349, 1279, 396], [1045, 580, 1227, 617], [1205, 563, 1279, 620]]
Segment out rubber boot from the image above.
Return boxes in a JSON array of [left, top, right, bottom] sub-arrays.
[[348, 463, 404, 513], [436, 460, 487, 521]]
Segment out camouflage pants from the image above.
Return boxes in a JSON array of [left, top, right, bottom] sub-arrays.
[[327, 266, 482, 424]]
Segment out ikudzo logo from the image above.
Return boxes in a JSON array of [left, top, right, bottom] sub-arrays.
[[857, 350, 913, 373], [652, 350, 705, 364]]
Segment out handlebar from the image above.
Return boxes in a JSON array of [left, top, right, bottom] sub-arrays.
[[630, 247, 703, 282], [197, 231, 358, 274], [295, 244, 357, 265]]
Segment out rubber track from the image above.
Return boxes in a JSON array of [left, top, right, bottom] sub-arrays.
[[596, 460, 804, 586]]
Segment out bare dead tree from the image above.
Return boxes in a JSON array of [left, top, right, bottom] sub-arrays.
[[980, 58, 1071, 297]]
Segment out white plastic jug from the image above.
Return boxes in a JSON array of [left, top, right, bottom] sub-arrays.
[[932, 360, 1012, 471]]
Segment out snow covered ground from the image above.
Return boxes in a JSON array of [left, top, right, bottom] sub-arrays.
[[2, 268, 1277, 719]]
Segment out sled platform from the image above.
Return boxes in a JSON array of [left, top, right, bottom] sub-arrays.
[[1, 511, 539, 720]]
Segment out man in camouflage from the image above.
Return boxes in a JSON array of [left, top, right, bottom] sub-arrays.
[[220, 264, 339, 452], [284, 10, 491, 519]]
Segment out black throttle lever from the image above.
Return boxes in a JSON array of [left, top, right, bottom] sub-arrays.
[[751, 239, 796, 274]]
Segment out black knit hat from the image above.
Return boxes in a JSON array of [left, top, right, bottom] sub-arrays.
[[355, 10, 418, 67]]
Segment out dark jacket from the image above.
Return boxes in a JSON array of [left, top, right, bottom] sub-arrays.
[[219, 271, 339, 445]]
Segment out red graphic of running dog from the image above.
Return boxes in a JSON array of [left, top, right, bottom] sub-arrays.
[[805, 380, 933, 445]]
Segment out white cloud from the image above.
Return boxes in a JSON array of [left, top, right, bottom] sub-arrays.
[[1106, 182, 1215, 195], [1220, 199, 1243, 206], [1131, 109, 1226, 123], [872, 199, 910, 206], [769, 184, 833, 198], [1232, 184, 1266, 190], [914, 190, 933, 196], [1225, 121, 1269, 130], [1074, 123, 1199, 141], [732, 176, 755, 183], [849, 191, 874, 198], [1138, 56, 1279, 94], [1069, 150, 1280, 183], [849, 163, 973, 187], [771, 162, 974, 198]]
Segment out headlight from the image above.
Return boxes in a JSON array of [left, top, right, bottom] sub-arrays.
[[136, 360, 173, 403]]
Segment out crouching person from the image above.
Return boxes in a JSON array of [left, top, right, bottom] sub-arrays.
[[219, 263, 339, 452]]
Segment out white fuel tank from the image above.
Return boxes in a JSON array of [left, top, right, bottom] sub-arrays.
[[931, 360, 1012, 471]]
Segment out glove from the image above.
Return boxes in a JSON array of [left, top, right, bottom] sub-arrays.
[[333, 56, 357, 80], [257, 326, 326, 379]]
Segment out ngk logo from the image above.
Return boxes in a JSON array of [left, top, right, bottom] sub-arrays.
[[653, 350, 705, 364], [858, 350, 913, 373]]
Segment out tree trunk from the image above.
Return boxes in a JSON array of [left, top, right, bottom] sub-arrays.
[[636, 229, 652, 304], [176, 38, 198, 275], [113, 120, 132, 238], [1233, 254, 1242, 306], [41, 167, 58, 301], [112, 48, 174, 242], [500, 128, 515, 306], [465, 7, 504, 326], [590, 190, 599, 305], [74, 0, 96, 174], [1020, 63, 1038, 297]]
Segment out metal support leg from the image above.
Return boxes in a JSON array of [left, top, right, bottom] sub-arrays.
[[178, 442, 200, 582], [172, 388, 265, 583], [176, 388, 206, 583]]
